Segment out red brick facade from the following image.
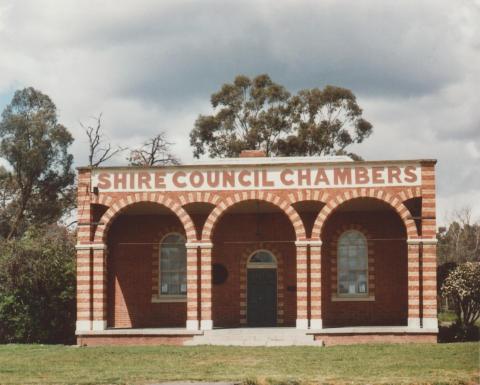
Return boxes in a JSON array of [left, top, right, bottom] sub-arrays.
[[76, 156, 438, 344]]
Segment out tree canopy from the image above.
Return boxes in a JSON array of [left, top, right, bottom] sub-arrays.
[[0, 225, 76, 344], [190, 74, 373, 159], [0, 87, 74, 239]]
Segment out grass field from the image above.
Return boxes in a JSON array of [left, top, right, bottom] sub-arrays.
[[0, 343, 478, 385]]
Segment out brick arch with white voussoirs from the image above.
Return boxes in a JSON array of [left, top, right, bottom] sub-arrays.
[[201, 190, 307, 241], [176, 191, 223, 207], [91, 194, 114, 207], [93, 192, 197, 244], [311, 188, 419, 240]]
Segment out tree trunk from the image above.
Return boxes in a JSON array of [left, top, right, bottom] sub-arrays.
[[7, 195, 28, 240]]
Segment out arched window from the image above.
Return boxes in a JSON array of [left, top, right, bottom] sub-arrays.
[[160, 233, 187, 297], [337, 230, 368, 296], [247, 250, 277, 268]]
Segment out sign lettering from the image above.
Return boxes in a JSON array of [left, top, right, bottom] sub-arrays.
[[91, 164, 421, 192]]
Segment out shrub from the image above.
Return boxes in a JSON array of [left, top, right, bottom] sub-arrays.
[[0, 225, 76, 344], [438, 324, 479, 342], [441, 262, 480, 330]]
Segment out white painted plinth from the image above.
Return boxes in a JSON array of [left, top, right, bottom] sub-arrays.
[[310, 319, 323, 329], [408, 318, 421, 328], [76, 320, 92, 332], [200, 320, 213, 330], [92, 320, 107, 331], [422, 318, 438, 329], [296, 319, 309, 329], [186, 320, 199, 330]]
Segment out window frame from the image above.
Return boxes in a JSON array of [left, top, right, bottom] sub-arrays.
[[247, 249, 278, 269], [336, 229, 370, 299], [155, 232, 187, 303]]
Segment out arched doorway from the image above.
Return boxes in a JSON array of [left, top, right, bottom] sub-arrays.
[[247, 250, 277, 327]]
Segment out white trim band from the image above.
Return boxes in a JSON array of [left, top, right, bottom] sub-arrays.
[[151, 295, 187, 303], [295, 240, 322, 247], [185, 242, 213, 249], [407, 238, 438, 245], [75, 243, 107, 250]]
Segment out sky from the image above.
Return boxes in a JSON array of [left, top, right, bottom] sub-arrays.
[[0, 0, 478, 225]]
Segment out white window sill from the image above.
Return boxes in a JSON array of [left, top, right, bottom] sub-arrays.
[[151, 295, 187, 303], [331, 295, 375, 302]]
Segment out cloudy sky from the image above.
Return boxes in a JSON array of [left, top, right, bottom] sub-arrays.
[[0, 0, 478, 224]]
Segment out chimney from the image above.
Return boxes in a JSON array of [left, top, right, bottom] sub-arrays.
[[239, 150, 266, 158]]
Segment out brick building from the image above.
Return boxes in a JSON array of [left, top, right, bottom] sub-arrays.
[[76, 152, 438, 345]]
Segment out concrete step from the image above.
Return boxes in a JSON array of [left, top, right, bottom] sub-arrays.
[[184, 328, 323, 346]]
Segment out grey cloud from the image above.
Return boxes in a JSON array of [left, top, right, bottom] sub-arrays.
[[113, 0, 464, 102], [0, 0, 479, 222], [1, 0, 465, 108]]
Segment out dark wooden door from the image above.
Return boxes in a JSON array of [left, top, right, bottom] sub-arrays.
[[247, 268, 277, 326]]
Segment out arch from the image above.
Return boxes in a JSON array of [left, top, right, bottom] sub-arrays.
[[93, 192, 197, 243], [160, 231, 186, 244], [287, 190, 329, 204], [178, 192, 222, 240], [201, 191, 307, 241], [247, 249, 278, 268], [397, 186, 422, 203], [311, 188, 419, 239], [177, 191, 223, 206], [91, 194, 114, 207]]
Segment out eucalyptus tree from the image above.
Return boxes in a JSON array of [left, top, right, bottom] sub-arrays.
[[0, 87, 74, 239], [190, 74, 372, 159]]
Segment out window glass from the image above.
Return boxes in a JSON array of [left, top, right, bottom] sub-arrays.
[[249, 250, 276, 264], [160, 233, 186, 296], [337, 230, 368, 295]]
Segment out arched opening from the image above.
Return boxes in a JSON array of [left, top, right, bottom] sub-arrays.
[[320, 198, 408, 327], [210, 200, 296, 327], [106, 201, 188, 328], [247, 250, 278, 327]]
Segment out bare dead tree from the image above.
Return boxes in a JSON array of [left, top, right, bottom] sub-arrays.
[[128, 133, 180, 166], [438, 206, 480, 264], [81, 113, 126, 167]]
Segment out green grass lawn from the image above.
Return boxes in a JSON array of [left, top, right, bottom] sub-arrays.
[[0, 343, 478, 385]]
